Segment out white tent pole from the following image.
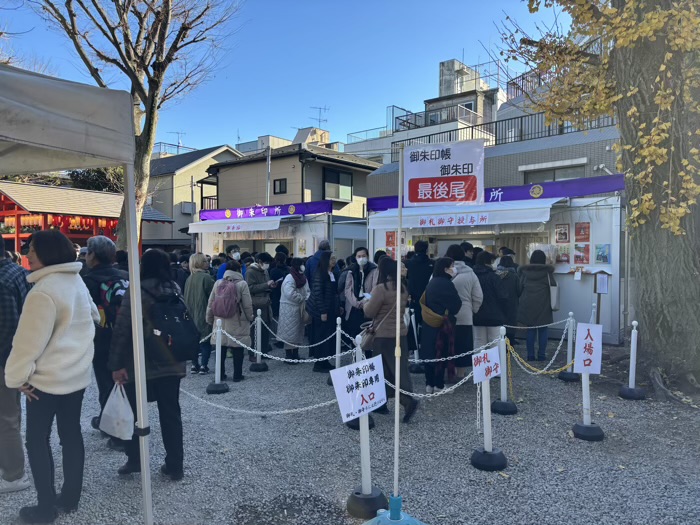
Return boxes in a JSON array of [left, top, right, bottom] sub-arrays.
[[124, 163, 154, 525]]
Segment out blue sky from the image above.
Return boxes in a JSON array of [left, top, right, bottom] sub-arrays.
[[6, 1, 568, 150]]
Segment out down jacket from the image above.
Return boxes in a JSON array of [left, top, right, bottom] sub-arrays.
[[517, 264, 555, 327], [451, 261, 483, 326], [473, 264, 508, 327], [206, 270, 254, 348], [277, 273, 311, 346], [306, 270, 338, 319], [246, 263, 272, 310]]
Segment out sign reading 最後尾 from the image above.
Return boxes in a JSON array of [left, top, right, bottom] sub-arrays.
[[471, 347, 501, 384], [330, 356, 387, 423], [574, 322, 603, 375], [404, 140, 485, 207]]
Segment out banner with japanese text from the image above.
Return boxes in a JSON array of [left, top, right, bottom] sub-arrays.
[[329, 356, 387, 423], [403, 139, 485, 207], [574, 323, 603, 375]]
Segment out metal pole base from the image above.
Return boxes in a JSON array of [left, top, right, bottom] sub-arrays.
[[206, 382, 230, 395], [362, 495, 428, 525], [409, 363, 425, 374], [347, 486, 388, 520], [346, 415, 375, 431], [618, 386, 646, 400], [249, 362, 269, 372], [572, 422, 605, 441], [470, 447, 508, 472], [327, 375, 334, 386], [558, 371, 580, 383], [491, 400, 518, 415]]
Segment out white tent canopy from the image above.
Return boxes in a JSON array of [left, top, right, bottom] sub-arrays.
[[188, 216, 281, 233], [0, 64, 153, 525]]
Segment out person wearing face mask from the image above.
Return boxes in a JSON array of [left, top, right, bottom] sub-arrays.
[[218, 244, 244, 280], [344, 247, 378, 342], [473, 251, 508, 355], [277, 258, 310, 362], [419, 258, 462, 393], [245, 252, 277, 359]]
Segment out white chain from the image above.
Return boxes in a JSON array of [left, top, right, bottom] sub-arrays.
[[383, 371, 474, 399], [502, 318, 569, 330], [259, 317, 340, 348], [180, 388, 337, 416], [510, 320, 569, 376], [407, 337, 501, 364]]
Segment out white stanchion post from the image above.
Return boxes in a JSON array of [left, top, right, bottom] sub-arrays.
[[482, 380, 493, 453], [581, 372, 592, 426], [589, 302, 597, 324], [619, 320, 646, 400], [250, 309, 268, 372], [357, 343, 372, 494], [335, 317, 342, 370], [559, 312, 579, 382], [492, 326, 517, 415], [207, 319, 229, 395]]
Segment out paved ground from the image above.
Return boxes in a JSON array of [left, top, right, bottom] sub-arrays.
[[2, 339, 699, 525]]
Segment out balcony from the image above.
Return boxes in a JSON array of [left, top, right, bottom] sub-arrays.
[[201, 196, 218, 211], [390, 112, 616, 161], [347, 126, 390, 144], [391, 103, 479, 132]]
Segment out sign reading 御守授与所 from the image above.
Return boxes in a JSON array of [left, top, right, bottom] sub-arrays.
[[403, 140, 485, 207]]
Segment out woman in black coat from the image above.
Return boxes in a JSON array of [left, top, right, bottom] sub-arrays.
[[473, 251, 508, 353], [517, 250, 556, 361], [419, 257, 462, 393], [306, 251, 338, 372], [496, 255, 520, 345]]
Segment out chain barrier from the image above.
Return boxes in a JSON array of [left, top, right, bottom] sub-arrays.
[[180, 387, 337, 416], [507, 335, 574, 376], [383, 372, 474, 399], [407, 337, 501, 364], [259, 317, 340, 349], [502, 318, 569, 330]]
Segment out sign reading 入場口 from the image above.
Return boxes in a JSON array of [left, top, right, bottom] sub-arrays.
[[330, 356, 387, 423], [403, 139, 485, 207], [574, 322, 603, 375], [471, 347, 501, 384]]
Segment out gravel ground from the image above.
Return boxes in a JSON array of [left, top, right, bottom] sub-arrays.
[[2, 339, 699, 525]]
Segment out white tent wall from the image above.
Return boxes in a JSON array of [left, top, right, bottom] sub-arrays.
[[0, 65, 154, 525]]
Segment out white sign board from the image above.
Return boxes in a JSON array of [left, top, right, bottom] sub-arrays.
[[471, 347, 501, 384], [574, 322, 603, 374], [403, 139, 485, 207], [330, 356, 387, 423]]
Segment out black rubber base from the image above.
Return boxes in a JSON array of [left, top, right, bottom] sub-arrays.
[[470, 447, 508, 472], [409, 363, 425, 374], [206, 382, 230, 395], [249, 362, 269, 372], [346, 415, 375, 431], [558, 371, 580, 383], [346, 485, 388, 520], [572, 422, 605, 441], [327, 375, 334, 386], [619, 385, 646, 400], [491, 400, 518, 415]]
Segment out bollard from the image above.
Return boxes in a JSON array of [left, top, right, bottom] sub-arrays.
[[492, 326, 517, 415], [250, 309, 268, 372], [589, 302, 597, 324], [327, 317, 343, 386], [559, 313, 580, 382], [619, 321, 646, 400], [347, 344, 388, 519], [408, 308, 424, 375], [572, 372, 605, 441], [207, 319, 229, 395], [471, 379, 508, 471]]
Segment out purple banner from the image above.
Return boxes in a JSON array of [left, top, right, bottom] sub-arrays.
[[367, 174, 625, 212], [199, 200, 332, 221]]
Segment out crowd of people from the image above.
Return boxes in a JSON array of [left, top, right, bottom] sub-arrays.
[[0, 232, 556, 523]]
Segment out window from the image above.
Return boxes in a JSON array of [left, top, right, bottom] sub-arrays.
[[273, 178, 287, 194], [323, 168, 353, 202], [525, 165, 585, 185]]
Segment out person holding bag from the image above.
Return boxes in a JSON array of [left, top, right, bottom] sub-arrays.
[[277, 258, 310, 363], [419, 257, 462, 393], [205, 261, 253, 382], [362, 257, 418, 422], [5, 231, 99, 523], [517, 249, 556, 361]]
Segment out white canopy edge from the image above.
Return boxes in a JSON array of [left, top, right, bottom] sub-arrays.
[[0, 64, 135, 174], [188, 217, 281, 233], [368, 198, 563, 229]]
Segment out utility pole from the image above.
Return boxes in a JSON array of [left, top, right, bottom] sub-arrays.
[[309, 105, 329, 128], [190, 176, 196, 253]]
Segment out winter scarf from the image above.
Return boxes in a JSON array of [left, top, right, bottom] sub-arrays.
[[290, 267, 307, 288]]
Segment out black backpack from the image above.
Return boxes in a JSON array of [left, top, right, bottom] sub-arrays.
[[143, 287, 200, 362]]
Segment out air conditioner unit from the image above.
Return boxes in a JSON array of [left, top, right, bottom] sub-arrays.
[[181, 201, 196, 215]]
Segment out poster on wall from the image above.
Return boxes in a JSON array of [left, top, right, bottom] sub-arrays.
[[386, 231, 396, 248], [575, 222, 591, 243], [574, 243, 590, 264], [555, 224, 570, 243], [556, 245, 571, 263], [297, 239, 307, 257], [595, 244, 611, 264]]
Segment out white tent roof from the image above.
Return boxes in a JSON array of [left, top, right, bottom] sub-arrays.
[[368, 198, 563, 229], [0, 64, 135, 175]]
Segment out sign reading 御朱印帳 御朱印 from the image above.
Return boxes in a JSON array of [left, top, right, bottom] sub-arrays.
[[403, 140, 485, 207]]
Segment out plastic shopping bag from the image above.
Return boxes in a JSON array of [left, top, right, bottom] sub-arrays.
[[99, 384, 134, 441]]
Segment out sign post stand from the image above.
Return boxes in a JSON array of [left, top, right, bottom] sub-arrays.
[[206, 319, 229, 395], [327, 317, 343, 386], [559, 312, 579, 382], [470, 347, 508, 472], [619, 321, 646, 400], [572, 322, 605, 441], [250, 309, 268, 372], [492, 326, 517, 415]]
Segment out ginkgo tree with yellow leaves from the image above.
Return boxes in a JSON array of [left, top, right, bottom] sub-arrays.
[[500, 0, 700, 388]]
